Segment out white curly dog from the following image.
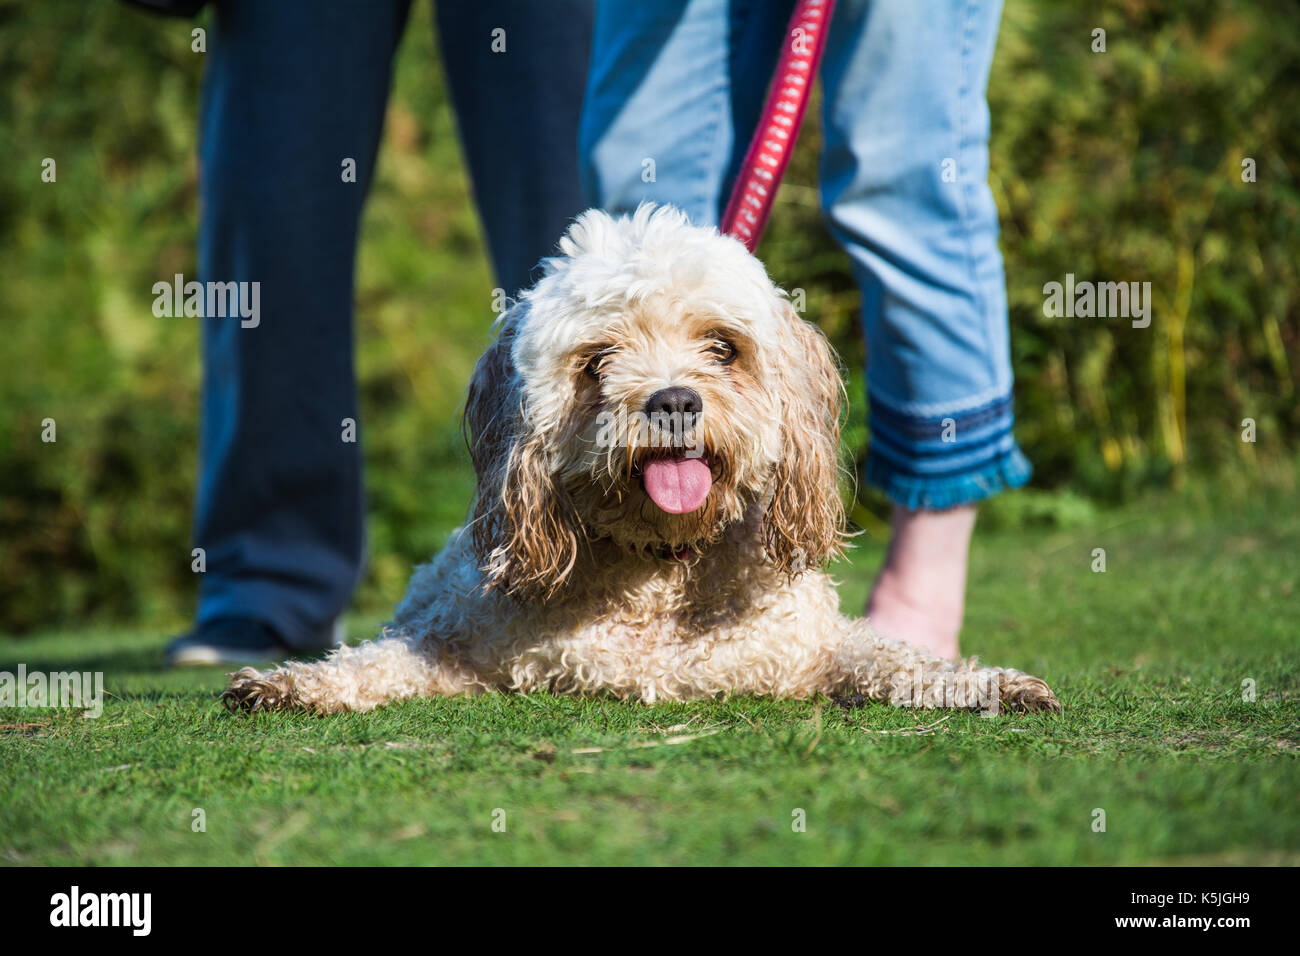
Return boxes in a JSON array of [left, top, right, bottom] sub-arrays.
[[224, 204, 1060, 716]]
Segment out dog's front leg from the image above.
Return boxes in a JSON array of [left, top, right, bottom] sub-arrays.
[[222, 629, 481, 715], [832, 620, 1061, 714]]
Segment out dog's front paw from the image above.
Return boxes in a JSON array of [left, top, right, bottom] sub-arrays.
[[998, 672, 1062, 714], [222, 667, 302, 713]]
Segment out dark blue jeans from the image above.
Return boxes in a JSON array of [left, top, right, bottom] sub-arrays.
[[194, 0, 592, 648]]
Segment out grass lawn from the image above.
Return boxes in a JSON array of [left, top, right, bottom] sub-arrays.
[[2, 482, 1297, 866]]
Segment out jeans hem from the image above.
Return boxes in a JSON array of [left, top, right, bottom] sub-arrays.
[[196, 598, 344, 651], [865, 443, 1032, 511]]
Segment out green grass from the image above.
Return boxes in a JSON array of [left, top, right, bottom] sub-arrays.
[[2, 482, 1297, 865]]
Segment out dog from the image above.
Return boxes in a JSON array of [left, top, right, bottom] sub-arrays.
[[223, 204, 1060, 716]]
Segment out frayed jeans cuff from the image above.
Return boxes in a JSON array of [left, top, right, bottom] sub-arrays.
[[865, 444, 1032, 510], [864, 393, 1032, 509]]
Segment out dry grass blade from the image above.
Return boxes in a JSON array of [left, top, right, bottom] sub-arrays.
[[863, 714, 952, 736], [572, 729, 720, 754]]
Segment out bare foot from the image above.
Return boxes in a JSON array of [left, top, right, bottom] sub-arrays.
[[865, 505, 976, 661]]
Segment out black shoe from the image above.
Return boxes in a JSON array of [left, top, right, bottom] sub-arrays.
[[164, 618, 295, 668]]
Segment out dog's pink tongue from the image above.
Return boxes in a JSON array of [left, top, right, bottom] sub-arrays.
[[642, 457, 712, 514]]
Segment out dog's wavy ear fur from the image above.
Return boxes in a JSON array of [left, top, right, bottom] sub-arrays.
[[463, 307, 579, 601], [763, 302, 848, 575]]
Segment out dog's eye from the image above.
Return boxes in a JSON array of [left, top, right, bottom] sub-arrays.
[[583, 350, 612, 380], [708, 339, 738, 365]]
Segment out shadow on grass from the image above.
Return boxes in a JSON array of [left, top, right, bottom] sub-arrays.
[[0, 639, 340, 683], [0, 643, 170, 677]]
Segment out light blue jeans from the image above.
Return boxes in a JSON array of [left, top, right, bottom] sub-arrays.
[[580, 0, 1031, 509]]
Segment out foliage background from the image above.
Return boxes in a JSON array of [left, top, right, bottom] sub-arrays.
[[0, 0, 1296, 635]]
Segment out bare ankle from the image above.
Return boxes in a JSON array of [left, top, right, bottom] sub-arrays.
[[864, 505, 976, 660], [867, 575, 962, 660]]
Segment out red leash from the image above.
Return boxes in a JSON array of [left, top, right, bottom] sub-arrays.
[[720, 0, 836, 251]]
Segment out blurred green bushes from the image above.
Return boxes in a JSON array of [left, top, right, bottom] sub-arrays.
[[0, 0, 1296, 633]]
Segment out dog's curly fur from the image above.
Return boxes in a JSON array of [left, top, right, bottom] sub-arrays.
[[224, 205, 1060, 716]]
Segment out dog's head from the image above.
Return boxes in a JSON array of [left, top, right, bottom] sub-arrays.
[[465, 204, 846, 600]]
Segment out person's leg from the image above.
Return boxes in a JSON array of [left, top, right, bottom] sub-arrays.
[[187, 0, 412, 655], [819, 0, 1027, 659], [866, 505, 976, 660], [435, 0, 594, 297], [579, 0, 793, 223]]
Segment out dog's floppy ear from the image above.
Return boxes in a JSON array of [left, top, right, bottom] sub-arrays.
[[464, 306, 579, 600], [763, 302, 848, 575]]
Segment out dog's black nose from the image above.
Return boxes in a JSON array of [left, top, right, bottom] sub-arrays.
[[644, 386, 702, 419]]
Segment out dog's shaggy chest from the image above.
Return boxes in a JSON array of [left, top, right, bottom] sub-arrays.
[[390, 526, 842, 702]]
